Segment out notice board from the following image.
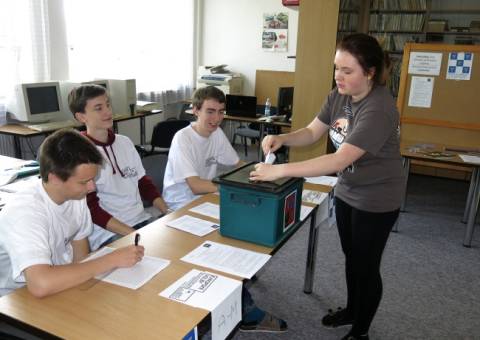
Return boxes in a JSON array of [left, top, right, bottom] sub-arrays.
[[397, 43, 480, 147]]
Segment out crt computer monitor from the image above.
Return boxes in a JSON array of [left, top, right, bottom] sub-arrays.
[[81, 79, 137, 115], [7, 82, 63, 123], [277, 87, 294, 120]]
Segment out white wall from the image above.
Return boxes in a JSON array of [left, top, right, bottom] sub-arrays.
[[200, 0, 298, 96]]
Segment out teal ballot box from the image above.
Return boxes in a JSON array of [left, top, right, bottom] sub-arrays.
[[213, 162, 304, 247]]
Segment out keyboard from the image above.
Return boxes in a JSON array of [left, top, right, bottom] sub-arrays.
[[25, 120, 82, 132]]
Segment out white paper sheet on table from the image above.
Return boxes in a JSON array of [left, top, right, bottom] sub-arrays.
[[302, 189, 328, 205], [459, 154, 480, 165], [159, 269, 242, 340], [300, 205, 314, 221], [189, 202, 220, 220], [181, 241, 271, 279], [85, 247, 170, 289], [305, 175, 338, 187], [166, 215, 219, 236]]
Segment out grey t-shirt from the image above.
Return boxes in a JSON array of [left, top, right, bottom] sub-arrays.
[[317, 86, 405, 212]]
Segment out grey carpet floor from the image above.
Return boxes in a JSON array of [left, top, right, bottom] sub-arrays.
[[232, 174, 480, 340]]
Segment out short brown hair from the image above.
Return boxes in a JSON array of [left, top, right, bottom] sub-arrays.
[[68, 84, 107, 115], [191, 86, 225, 110], [39, 129, 103, 182]]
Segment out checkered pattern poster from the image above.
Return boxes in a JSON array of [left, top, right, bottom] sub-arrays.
[[446, 52, 474, 80]]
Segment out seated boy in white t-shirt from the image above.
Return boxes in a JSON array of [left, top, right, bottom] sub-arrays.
[[163, 86, 287, 333], [0, 129, 144, 298], [69, 85, 170, 250]]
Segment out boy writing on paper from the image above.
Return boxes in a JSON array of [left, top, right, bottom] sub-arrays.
[[69, 85, 170, 251], [163, 86, 287, 333], [0, 129, 144, 298]]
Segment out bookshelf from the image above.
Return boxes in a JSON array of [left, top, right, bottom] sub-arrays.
[[336, 0, 480, 98]]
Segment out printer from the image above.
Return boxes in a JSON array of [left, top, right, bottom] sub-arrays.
[[196, 66, 243, 95]]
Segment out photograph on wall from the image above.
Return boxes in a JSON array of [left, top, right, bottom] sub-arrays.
[[262, 12, 288, 52]]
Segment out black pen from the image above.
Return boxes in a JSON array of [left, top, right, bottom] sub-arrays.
[[134, 233, 140, 246]]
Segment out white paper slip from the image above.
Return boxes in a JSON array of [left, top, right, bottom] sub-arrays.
[[189, 202, 220, 220], [181, 241, 271, 279], [166, 215, 219, 237], [300, 205, 314, 221], [459, 154, 480, 165], [305, 175, 338, 187], [160, 269, 242, 340], [85, 247, 170, 290], [302, 189, 328, 205], [264, 152, 276, 165]]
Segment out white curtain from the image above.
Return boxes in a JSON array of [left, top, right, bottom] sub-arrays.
[[0, 0, 63, 156], [63, 0, 195, 106]]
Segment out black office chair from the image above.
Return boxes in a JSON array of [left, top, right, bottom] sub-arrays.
[[141, 153, 169, 207], [178, 103, 196, 122], [139, 119, 190, 157], [232, 123, 261, 157]]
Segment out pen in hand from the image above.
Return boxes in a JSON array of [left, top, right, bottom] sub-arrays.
[[134, 233, 140, 246]]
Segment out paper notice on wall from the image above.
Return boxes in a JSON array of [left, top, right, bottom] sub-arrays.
[[408, 76, 434, 108], [446, 52, 474, 80], [408, 52, 442, 75]]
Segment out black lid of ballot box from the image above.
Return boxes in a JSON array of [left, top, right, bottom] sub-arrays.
[[213, 162, 303, 194]]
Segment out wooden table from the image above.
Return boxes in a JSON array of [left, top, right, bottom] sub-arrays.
[[0, 111, 161, 159], [0, 183, 332, 339], [401, 141, 480, 247]]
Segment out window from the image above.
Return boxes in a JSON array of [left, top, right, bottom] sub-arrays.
[[63, 0, 194, 100]]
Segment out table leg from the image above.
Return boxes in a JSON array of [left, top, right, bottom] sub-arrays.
[[13, 136, 22, 159], [304, 206, 319, 294], [140, 116, 146, 145], [462, 167, 478, 223], [463, 167, 479, 247], [258, 123, 265, 162]]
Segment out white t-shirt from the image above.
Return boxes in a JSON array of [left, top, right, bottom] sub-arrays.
[[89, 134, 151, 251], [0, 179, 93, 296], [163, 125, 239, 210]]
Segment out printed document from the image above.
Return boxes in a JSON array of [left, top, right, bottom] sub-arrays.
[[189, 202, 220, 220], [85, 247, 170, 289], [166, 215, 219, 236], [160, 269, 242, 340], [305, 175, 338, 187], [300, 205, 314, 221], [302, 189, 328, 205], [181, 241, 271, 279], [459, 154, 480, 165]]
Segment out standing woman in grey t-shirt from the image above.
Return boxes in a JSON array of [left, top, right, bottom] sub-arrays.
[[250, 33, 405, 340]]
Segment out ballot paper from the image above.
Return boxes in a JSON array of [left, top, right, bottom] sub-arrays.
[[302, 189, 328, 205], [264, 151, 276, 165], [189, 202, 220, 220], [305, 175, 338, 187], [166, 215, 219, 236], [85, 247, 170, 290], [160, 269, 242, 340], [181, 241, 271, 279]]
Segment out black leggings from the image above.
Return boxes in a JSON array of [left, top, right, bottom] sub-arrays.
[[335, 197, 399, 335]]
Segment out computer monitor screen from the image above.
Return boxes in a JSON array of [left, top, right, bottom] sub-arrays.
[[7, 82, 63, 123], [26, 86, 60, 115], [277, 87, 294, 118]]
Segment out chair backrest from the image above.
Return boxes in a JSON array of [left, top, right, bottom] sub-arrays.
[[141, 153, 168, 193], [150, 119, 190, 149], [178, 103, 196, 122]]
